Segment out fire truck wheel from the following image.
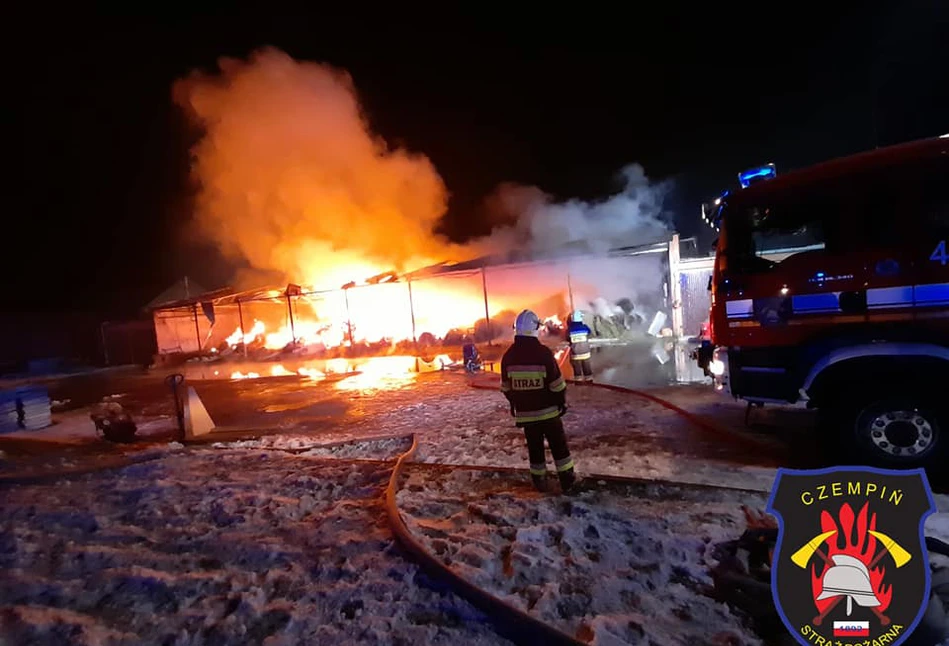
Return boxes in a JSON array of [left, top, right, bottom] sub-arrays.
[[829, 388, 946, 469]]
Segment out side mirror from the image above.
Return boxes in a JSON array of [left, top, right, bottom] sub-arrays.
[[707, 275, 713, 291], [710, 237, 719, 252]]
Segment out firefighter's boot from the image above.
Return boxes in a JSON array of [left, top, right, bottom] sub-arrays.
[[558, 468, 578, 494], [531, 474, 548, 492]]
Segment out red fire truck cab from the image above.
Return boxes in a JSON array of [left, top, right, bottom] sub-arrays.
[[700, 136, 948, 469]]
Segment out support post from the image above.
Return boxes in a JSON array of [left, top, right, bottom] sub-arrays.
[[407, 279, 418, 345], [481, 266, 492, 344], [567, 272, 576, 313], [286, 293, 296, 344], [237, 298, 248, 358], [343, 288, 354, 346], [192, 304, 202, 354], [668, 233, 684, 340]]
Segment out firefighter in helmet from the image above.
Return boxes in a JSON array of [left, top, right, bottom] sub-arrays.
[[462, 336, 482, 373], [501, 310, 577, 493], [567, 310, 594, 382]]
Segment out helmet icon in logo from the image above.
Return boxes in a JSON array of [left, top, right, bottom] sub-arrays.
[[816, 554, 881, 616]]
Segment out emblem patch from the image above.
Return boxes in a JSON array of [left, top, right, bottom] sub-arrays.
[[767, 466, 936, 646]]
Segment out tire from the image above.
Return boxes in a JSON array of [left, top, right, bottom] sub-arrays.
[[821, 384, 947, 471]]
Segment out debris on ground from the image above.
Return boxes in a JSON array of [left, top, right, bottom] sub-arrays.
[[90, 402, 138, 443]]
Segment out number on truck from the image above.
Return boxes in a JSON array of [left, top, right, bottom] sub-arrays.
[[931, 240, 948, 266]]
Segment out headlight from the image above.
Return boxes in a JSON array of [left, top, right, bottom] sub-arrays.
[[709, 359, 725, 376]]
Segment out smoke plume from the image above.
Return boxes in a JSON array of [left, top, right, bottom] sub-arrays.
[[173, 47, 463, 290], [173, 48, 673, 290], [473, 164, 673, 257]]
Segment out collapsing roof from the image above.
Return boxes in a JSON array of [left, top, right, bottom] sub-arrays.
[[146, 277, 210, 310], [403, 237, 683, 279], [145, 277, 235, 312], [150, 235, 695, 312]]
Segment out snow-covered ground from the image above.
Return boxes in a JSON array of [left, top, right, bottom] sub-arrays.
[[225, 376, 784, 491], [187, 376, 949, 541], [0, 450, 512, 646], [3, 370, 946, 645], [397, 465, 767, 645]]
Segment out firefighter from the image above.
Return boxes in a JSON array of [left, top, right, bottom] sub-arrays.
[[566, 310, 594, 382], [462, 336, 482, 373], [501, 310, 578, 493]]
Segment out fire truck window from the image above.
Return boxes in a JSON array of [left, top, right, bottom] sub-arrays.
[[749, 201, 830, 255], [724, 195, 838, 273]]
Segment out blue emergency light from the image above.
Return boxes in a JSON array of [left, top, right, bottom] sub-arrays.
[[738, 163, 776, 188]]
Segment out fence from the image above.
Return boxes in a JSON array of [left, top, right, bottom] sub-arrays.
[[152, 241, 681, 356]]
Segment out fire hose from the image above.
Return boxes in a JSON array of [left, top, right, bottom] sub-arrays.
[[381, 439, 768, 646], [383, 434, 585, 646]]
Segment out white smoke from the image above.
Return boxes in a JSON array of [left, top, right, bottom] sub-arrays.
[[475, 163, 674, 257]]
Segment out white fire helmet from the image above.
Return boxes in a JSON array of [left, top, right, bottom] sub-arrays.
[[514, 309, 542, 337], [572, 310, 584, 323]]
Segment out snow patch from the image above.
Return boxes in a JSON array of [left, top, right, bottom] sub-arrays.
[[398, 466, 765, 645], [0, 452, 512, 645]]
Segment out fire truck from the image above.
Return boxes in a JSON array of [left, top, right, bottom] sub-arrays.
[[696, 135, 948, 469]]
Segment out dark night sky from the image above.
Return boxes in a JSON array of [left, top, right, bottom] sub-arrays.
[[7, 3, 948, 317]]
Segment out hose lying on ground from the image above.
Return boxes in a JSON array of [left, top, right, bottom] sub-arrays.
[[383, 433, 588, 646]]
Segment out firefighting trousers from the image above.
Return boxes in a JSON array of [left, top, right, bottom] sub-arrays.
[[571, 358, 593, 380], [523, 417, 575, 484]]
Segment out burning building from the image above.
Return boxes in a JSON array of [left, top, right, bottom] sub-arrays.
[[162, 50, 724, 384], [148, 236, 701, 374]]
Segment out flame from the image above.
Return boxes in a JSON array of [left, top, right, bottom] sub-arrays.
[[298, 367, 325, 379], [810, 502, 893, 614], [172, 48, 471, 296], [333, 355, 419, 392], [228, 364, 328, 381], [211, 273, 568, 356], [225, 320, 265, 346]]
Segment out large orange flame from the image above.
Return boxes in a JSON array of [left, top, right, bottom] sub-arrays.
[[172, 47, 471, 293]]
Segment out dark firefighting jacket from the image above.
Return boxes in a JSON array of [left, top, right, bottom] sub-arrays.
[[500, 335, 567, 425], [566, 321, 592, 360]]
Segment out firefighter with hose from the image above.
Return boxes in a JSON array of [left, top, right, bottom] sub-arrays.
[[566, 310, 594, 382], [501, 310, 578, 493]]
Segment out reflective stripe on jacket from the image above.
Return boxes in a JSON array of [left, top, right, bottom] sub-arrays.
[[567, 322, 592, 360], [500, 336, 566, 425]]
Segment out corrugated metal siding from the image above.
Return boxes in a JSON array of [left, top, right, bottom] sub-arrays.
[[680, 269, 713, 337]]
